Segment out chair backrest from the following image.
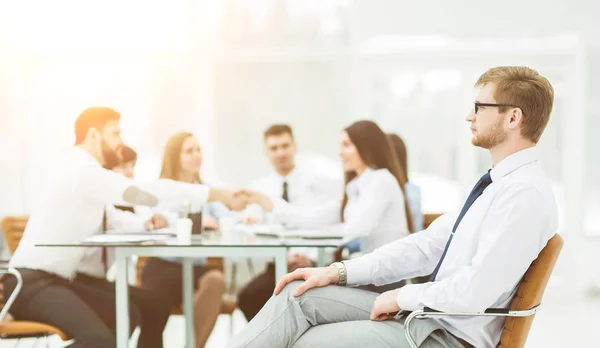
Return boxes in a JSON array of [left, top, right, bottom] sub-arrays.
[[498, 234, 563, 348], [0, 273, 4, 314], [1, 216, 29, 255], [1, 216, 29, 316], [423, 213, 443, 230]]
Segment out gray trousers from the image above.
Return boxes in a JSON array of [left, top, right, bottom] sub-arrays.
[[227, 280, 466, 348]]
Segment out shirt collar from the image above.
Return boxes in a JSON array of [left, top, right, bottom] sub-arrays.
[[272, 166, 300, 185], [347, 167, 376, 194], [489, 146, 539, 182], [72, 146, 102, 167]]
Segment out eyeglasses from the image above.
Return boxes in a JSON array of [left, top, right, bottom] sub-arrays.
[[474, 102, 519, 114]]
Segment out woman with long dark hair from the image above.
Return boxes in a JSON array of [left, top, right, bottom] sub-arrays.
[[387, 133, 424, 231]]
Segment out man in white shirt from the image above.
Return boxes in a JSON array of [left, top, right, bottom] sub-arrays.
[[227, 66, 558, 348], [237, 124, 342, 321], [3, 107, 240, 348], [242, 124, 341, 224]]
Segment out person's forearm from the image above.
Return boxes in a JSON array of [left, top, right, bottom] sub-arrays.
[[256, 195, 274, 212], [208, 187, 225, 203], [134, 180, 210, 207]]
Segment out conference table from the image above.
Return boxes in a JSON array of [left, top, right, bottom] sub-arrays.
[[37, 228, 344, 348]]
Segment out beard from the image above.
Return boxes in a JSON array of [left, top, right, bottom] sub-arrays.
[[472, 118, 507, 149], [101, 138, 121, 170]]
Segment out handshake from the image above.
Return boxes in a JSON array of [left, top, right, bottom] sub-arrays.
[[208, 188, 275, 213]]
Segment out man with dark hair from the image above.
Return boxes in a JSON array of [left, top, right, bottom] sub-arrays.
[[4, 107, 242, 348], [261, 124, 296, 179], [263, 123, 294, 139], [237, 123, 342, 321]]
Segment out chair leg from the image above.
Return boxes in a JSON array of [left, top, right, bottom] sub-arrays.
[[246, 258, 255, 277], [229, 261, 237, 295], [404, 310, 423, 348]]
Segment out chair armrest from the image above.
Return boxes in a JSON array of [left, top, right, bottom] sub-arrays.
[[0, 267, 23, 322], [419, 305, 539, 317], [403, 305, 541, 348]]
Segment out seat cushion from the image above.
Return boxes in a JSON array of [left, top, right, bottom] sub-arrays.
[[0, 321, 69, 340]]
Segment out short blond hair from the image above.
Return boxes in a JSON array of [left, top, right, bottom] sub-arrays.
[[475, 66, 554, 143]]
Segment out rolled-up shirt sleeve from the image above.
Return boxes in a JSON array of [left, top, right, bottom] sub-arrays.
[[343, 212, 455, 286], [75, 163, 210, 207]]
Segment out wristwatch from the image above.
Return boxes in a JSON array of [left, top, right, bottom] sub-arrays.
[[331, 261, 347, 286]]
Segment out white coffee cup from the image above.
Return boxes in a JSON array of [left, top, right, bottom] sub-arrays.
[[177, 217, 193, 244]]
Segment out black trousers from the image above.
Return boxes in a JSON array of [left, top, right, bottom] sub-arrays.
[[2, 268, 171, 348], [237, 262, 277, 321], [140, 257, 211, 307]]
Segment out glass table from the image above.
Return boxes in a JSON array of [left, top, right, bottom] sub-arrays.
[[37, 231, 344, 348]]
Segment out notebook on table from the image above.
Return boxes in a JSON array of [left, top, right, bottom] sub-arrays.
[[253, 228, 344, 239], [84, 230, 174, 245]]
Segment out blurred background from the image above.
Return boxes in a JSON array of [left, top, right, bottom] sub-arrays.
[[0, 0, 598, 346]]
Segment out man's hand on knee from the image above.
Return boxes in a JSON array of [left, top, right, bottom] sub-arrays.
[[370, 289, 401, 321], [273, 266, 340, 297]]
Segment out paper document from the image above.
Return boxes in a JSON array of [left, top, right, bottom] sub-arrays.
[[256, 229, 345, 239], [84, 233, 173, 244], [234, 224, 285, 234]]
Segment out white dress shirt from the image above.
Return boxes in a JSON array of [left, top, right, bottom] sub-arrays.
[[245, 164, 342, 223], [343, 147, 558, 347], [273, 168, 410, 253], [10, 147, 211, 279]]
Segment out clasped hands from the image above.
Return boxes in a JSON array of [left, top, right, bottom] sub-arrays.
[[210, 188, 274, 212]]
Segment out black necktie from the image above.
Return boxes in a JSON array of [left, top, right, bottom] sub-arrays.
[[429, 171, 493, 282], [282, 181, 289, 202], [101, 209, 108, 275]]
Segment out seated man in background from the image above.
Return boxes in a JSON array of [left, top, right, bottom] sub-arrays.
[[241, 124, 342, 225], [2, 107, 241, 348], [227, 66, 558, 348], [237, 124, 342, 321]]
